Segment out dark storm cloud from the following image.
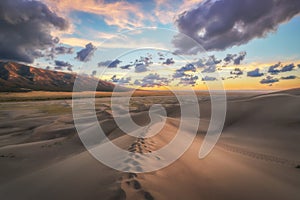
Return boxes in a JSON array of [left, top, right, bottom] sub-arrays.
[[173, 0, 300, 54], [0, 0, 68, 63], [260, 76, 279, 84], [75, 43, 97, 62], [247, 68, 264, 77]]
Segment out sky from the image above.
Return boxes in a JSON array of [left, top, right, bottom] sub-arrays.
[[0, 0, 300, 90]]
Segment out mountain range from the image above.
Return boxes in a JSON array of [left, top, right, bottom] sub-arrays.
[[0, 61, 116, 92]]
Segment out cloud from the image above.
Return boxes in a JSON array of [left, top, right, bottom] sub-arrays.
[[134, 73, 169, 87], [44, 46, 74, 60], [133, 56, 153, 73], [173, 64, 196, 78], [223, 51, 247, 65], [153, 0, 204, 25], [281, 75, 297, 80], [224, 54, 236, 63], [55, 60, 73, 67], [206, 55, 221, 66], [53, 46, 74, 55], [45, 0, 145, 30], [111, 75, 131, 85], [98, 60, 111, 67], [163, 58, 175, 65], [173, 0, 300, 54], [247, 68, 264, 77], [135, 63, 148, 73], [0, 0, 68, 63], [180, 75, 199, 86], [157, 52, 165, 60], [54, 60, 73, 71], [108, 59, 121, 68], [120, 64, 132, 70], [91, 70, 97, 77], [137, 56, 153, 66], [260, 76, 279, 84], [202, 76, 217, 81], [202, 65, 216, 73], [98, 59, 121, 68], [191, 58, 205, 68], [233, 51, 247, 65], [281, 63, 295, 72], [268, 62, 281, 74], [75, 43, 96, 62], [230, 68, 243, 76], [179, 63, 197, 72]]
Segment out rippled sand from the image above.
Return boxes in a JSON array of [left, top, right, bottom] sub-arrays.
[[0, 90, 300, 200]]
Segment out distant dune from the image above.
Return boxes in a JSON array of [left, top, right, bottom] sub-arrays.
[[0, 61, 116, 92]]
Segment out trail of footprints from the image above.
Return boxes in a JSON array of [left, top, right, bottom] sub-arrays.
[[218, 143, 300, 168], [121, 137, 160, 172], [119, 173, 154, 200], [117, 138, 157, 200]]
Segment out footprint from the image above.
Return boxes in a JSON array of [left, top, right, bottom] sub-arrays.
[[112, 188, 126, 200], [143, 191, 154, 200], [132, 180, 141, 190], [128, 173, 137, 178], [0, 154, 15, 158]]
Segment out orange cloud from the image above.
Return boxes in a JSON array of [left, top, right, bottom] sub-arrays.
[[153, 0, 204, 24], [45, 0, 146, 30]]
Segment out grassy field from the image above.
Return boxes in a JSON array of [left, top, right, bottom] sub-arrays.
[[0, 91, 177, 102]]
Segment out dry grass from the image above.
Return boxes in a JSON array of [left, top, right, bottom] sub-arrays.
[[0, 91, 176, 102]]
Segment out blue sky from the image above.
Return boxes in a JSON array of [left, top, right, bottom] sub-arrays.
[[22, 0, 300, 89]]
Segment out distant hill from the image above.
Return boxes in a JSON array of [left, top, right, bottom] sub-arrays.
[[0, 61, 118, 92]]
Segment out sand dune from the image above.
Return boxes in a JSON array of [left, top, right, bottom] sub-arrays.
[[0, 90, 300, 199]]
